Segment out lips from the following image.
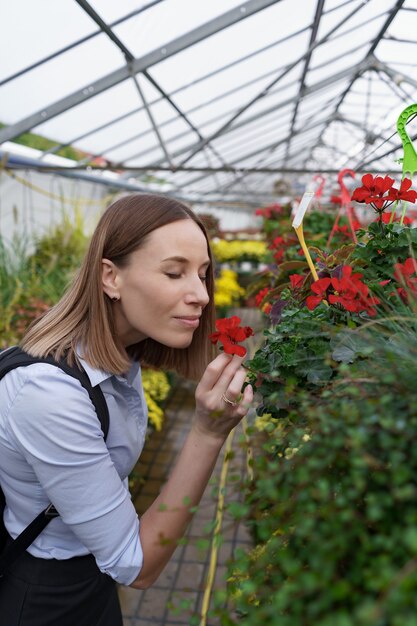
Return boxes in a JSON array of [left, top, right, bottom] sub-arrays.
[[174, 315, 201, 328], [175, 316, 201, 320]]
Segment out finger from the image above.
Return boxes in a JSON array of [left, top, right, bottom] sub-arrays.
[[236, 384, 254, 415], [222, 367, 247, 400], [199, 353, 244, 392], [213, 355, 246, 392], [199, 353, 233, 390]]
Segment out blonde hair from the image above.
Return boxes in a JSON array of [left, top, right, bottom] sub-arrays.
[[21, 193, 216, 379]]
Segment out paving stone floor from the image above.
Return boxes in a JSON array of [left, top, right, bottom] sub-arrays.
[[119, 308, 263, 626], [119, 381, 254, 626]]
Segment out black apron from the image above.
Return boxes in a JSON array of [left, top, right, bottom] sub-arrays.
[[0, 541, 123, 626]]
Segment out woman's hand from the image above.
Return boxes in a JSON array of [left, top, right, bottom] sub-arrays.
[[193, 353, 253, 442]]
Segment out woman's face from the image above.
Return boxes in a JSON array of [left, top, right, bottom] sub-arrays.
[[102, 219, 211, 348]]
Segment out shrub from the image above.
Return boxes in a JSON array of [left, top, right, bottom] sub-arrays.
[[223, 318, 417, 626]]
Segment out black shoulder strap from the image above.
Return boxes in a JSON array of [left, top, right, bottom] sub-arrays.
[[0, 346, 110, 576], [0, 346, 109, 439]]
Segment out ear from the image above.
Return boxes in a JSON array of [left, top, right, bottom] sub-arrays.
[[102, 258, 120, 299]]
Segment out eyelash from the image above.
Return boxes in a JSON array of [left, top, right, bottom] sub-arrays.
[[165, 273, 207, 282]]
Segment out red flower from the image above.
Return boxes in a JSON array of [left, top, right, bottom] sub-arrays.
[[306, 266, 380, 316], [273, 249, 285, 263], [306, 277, 331, 310], [328, 266, 379, 316], [268, 235, 285, 250], [391, 178, 417, 204], [289, 274, 304, 289], [394, 257, 417, 283], [393, 258, 417, 302], [255, 203, 282, 218], [255, 287, 269, 308], [335, 220, 362, 236], [378, 211, 413, 225], [351, 173, 395, 210], [357, 294, 380, 317], [209, 316, 254, 357]]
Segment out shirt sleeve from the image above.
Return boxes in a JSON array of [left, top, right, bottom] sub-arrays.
[[4, 363, 143, 585]]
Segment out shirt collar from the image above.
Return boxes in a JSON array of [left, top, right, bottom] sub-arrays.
[[76, 352, 140, 388]]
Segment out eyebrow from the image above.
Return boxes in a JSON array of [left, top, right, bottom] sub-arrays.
[[161, 256, 210, 266]]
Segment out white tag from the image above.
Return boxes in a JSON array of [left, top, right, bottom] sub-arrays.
[[292, 191, 315, 228]]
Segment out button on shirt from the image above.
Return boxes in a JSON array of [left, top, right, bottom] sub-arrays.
[[0, 356, 147, 585]]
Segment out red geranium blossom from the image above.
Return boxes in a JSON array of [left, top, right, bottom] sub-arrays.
[[351, 174, 395, 210], [352, 174, 417, 216], [306, 277, 331, 310], [334, 220, 362, 236], [254, 288, 272, 314], [255, 287, 270, 308], [328, 267, 380, 316], [378, 211, 413, 225], [306, 266, 380, 316], [289, 274, 305, 289], [268, 235, 285, 250], [209, 316, 254, 357], [391, 178, 417, 204], [255, 203, 283, 219], [393, 257, 417, 302]]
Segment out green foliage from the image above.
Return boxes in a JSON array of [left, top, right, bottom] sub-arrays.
[[223, 197, 417, 623], [0, 210, 89, 346], [27, 210, 89, 299], [246, 306, 336, 417], [221, 318, 417, 626], [353, 223, 417, 282]]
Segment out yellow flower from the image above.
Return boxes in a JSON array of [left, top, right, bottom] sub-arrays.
[[284, 446, 299, 459], [143, 391, 164, 431], [254, 413, 273, 431], [211, 239, 267, 263], [214, 268, 244, 308], [141, 368, 171, 431], [142, 368, 170, 402]]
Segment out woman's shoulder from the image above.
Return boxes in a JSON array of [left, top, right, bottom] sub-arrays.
[[1, 360, 87, 393], [1, 361, 100, 435]]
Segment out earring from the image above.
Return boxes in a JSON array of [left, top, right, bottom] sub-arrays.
[[111, 296, 119, 302]]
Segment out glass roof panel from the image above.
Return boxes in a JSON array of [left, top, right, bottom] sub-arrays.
[[0, 0, 94, 83], [111, 0, 244, 60], [0, 32, 123, 122], [0, 0, 416, 207], [33, 80, 144, 149]]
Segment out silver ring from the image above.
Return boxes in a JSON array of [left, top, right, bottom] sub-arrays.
[[221, 392, 238, 407]]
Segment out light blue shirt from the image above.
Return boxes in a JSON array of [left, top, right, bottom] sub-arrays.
[[0, 355, 148, 585]]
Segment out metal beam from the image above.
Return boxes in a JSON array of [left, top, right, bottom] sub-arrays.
[[113, 39, 367, 164], [0, 0, 164, 87], [41, 4, 362, 161], [2, 160, 401, 175], [83, 0, 298, 187], [170, 117, 331, 191], [301, 0, 406, 169], [137, 58, 370, 171], [40, 32, 297, 159], [284, 0, 325, 162], [376, 59, 417, 91], [177, 0, 372, 167], [0, 0, 280, 144]]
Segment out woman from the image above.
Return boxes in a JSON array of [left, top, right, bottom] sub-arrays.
[[0, 193, 253, 626]]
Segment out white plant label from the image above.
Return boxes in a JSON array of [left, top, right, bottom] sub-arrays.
[[292, 191, 315, 228]]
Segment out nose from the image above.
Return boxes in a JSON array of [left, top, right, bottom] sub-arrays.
[[185, 275, 210, 307]]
